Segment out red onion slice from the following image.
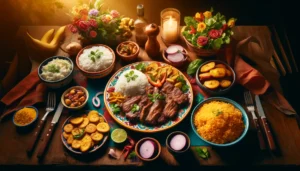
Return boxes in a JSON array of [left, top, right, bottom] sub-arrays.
[[166, 45, 184, 54], [139, 140, 155, 159], [167, 53, 185, 63], [170, 134, 186, 151]]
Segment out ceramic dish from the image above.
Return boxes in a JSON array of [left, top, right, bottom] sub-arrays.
[[76, 44, 116, 79], [195, 60, 236, 96], [191, 97, 249, 147], [116, 41, 140, 62], [13, 106, 38, 128], [38, 56, 74, 89], [104, 61, 193, 133], [135, 137, 161, 161], [61, 86, 89, 110], [61, 111, 109, 154]]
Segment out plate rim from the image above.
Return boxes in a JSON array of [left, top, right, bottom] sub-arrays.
[[61, 111, 109, 154], [104, 61, 194, 133]]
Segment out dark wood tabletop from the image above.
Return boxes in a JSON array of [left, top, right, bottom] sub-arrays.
[[0, 26, 300, 167]]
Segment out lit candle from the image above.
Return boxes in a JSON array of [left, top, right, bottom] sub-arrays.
[[162, 16, 178, 43]]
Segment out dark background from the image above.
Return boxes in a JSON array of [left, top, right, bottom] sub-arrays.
[[0, 0, 299, 114]]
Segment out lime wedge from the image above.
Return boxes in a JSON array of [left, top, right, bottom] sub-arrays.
[[111, 128, 127, 143]]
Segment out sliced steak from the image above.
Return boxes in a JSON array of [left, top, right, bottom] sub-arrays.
[[138, 95, 149, 108], [171, 87, 188, 105], [126, 111, 140, 122], [121, 95, 142, 113], [139, 102, 153, 122], [157, 115, 167, 124], [145, 100, 164, 125], [163, 100, 178, 118], [161, 82, 174, 94], [145, 85, 154, 95]]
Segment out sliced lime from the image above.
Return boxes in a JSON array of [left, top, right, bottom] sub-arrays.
[[111, 128, 127, 143]]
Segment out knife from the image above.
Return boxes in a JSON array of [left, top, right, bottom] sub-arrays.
[[255, 95, 276, 150], [37, 102, 64, 159]]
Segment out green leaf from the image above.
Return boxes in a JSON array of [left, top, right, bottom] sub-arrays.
[[135, 63, 146, 72], [205, 18, 216, 27], [187, 59, 203, 75], [111, 104, 121, 114], [212, 38, 223, 50], [184, 16, 197, 28], [224, 36, 230, 44], [181, 84, 189, 93], [195, 147, 210, 159], [91, 51, 95, 55]]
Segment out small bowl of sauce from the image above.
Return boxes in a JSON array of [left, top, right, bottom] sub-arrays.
[[166, 131, 190, 155]]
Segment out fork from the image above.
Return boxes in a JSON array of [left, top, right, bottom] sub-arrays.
[[27, 92, 56, 154], [244, 91, 266, 150]]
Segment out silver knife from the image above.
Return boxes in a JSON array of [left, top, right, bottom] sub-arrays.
[[37, 102, 64, 159], [255, 95, 276, 150]]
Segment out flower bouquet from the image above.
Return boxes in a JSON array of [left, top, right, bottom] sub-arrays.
[[68, 0, 134, 46], [182, 8, 236, 56]]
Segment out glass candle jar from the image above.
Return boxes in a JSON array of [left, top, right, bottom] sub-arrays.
[[160, 8, 180, 44]]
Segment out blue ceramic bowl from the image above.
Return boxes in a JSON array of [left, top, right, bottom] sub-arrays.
[[195, 60, 236, 96], [191, 97, 249, 147], [38, 56, 74, 89], [13, 106, 38, 127]]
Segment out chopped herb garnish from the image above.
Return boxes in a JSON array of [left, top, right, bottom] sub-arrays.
[[131, 104, 140, 113], [213, 109, 223, 116], [89, 49, 103, 62], [148, 93, 165, 102], [128, 151, 138, 160], [135, 63, 146, 72], [176, 75, 189, 92], [47, 64, 60, 73], [125, 70, 138, 82], [195, 147, 210, 159], [111, 104, 121, 114], [73, 128, 85, 139]]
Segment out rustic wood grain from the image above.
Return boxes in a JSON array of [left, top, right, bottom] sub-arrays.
[[0, 26, 300, 166]]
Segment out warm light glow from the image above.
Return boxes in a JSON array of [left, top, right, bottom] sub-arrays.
[[162, 15, 178, 43]]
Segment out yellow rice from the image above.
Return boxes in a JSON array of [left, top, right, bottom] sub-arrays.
[[194, 101, 244, 144]]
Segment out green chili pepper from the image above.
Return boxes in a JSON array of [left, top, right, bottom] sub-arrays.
[[187, 59, 203, 75]]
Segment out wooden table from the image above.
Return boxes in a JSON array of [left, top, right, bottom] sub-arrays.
[[0, 26, 300, 168]]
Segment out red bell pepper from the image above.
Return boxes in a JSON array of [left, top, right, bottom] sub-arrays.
[[146, 73, 167, 88]]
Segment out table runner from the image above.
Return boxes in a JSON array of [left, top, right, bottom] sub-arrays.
[[73, 67, 209, 146]]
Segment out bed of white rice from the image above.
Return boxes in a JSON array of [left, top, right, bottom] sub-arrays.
[[115, 69, 149, 97], [78, 46, 113, 72]]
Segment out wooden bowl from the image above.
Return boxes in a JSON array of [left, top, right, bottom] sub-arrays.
[[61, 86, 89, 110], [162, 46, 189, 68], [181, 26, 219, 57], [116, 41, 140, 62], [135, 137, 161, 162], [76, 44, 116, 79]]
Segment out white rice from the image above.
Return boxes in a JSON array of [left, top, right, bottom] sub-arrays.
[[78, 46, 113, 72], [41, 58, 72, 81], [115, 69, 149, 96]]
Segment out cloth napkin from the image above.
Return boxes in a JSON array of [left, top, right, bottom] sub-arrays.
[[0, 69, 47, 120], [233, 36, 296, 115]]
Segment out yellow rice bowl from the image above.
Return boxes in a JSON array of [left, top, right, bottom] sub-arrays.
[[194, 101, 245, 144]]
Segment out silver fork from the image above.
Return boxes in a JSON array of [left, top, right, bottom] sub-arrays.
[[244, 91, 266, 150], [27, 92, 56, 154]]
